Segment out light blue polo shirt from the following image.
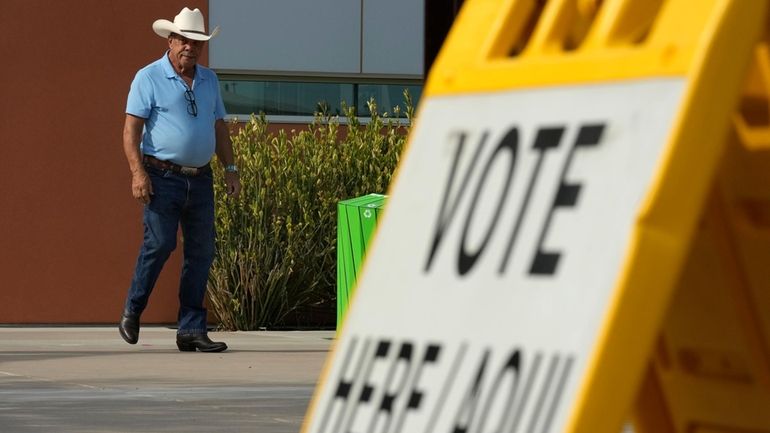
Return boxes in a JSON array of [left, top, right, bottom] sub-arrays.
[[126, 52, 226, 167]]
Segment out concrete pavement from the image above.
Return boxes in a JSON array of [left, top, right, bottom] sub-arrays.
[[0, 327, 335, 432]]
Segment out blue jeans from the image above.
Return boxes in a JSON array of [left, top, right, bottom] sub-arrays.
[[124, 165, 215, 335]]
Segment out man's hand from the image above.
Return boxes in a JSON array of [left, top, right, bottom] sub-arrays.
[[215, 119, 240, 199], [131, 168, 153, 204], [224, 171, 241, 198], [123, 114, 151, 204]]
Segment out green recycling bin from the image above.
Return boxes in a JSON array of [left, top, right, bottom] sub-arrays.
[[337, 193, 387, 329]]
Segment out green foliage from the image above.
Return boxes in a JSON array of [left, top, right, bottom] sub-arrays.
[[208, 95, 413, 330]]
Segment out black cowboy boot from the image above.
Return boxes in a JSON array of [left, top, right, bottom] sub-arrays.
[[176, 333, 227, 352], [118, 310, 140, 344]]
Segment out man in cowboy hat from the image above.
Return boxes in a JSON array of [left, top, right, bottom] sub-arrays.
[[119, 7, 240, 352]]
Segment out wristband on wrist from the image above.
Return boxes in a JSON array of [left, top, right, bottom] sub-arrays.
[[225, 164, 238, 173]]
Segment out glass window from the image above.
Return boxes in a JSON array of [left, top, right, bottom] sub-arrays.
[[221, 81, 354, 116], [220, 79, 422, 119], [357, 84, 423, 116]]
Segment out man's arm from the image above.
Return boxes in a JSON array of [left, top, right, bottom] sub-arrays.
[[123, 114, 153, 204], [215, 119, 241, 198]]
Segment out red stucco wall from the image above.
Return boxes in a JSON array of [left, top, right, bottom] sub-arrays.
[[0, 0, 209, 323]]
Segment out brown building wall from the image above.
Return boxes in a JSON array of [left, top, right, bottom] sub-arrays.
[[0, 0, 208, 323]]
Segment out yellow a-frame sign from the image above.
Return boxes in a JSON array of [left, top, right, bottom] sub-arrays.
[[303, 1, 770, 432]]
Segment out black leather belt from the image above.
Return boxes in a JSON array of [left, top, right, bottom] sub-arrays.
[[143, 155, 209, 176]]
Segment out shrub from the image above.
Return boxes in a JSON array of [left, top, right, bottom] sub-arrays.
[[207, 96, 413, 330]]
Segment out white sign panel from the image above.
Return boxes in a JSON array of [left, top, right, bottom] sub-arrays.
[[305, 79, 685, 433]]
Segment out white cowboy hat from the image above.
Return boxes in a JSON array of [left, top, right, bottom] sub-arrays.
[[152, 7, 219, 41]]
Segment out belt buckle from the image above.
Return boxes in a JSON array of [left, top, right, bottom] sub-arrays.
[[180, 166, 198, 176]]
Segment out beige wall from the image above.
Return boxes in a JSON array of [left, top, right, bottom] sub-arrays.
[[0, 0, 209, 323]]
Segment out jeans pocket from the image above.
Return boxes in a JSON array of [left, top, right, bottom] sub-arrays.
[[145, 165, 173, 178]]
